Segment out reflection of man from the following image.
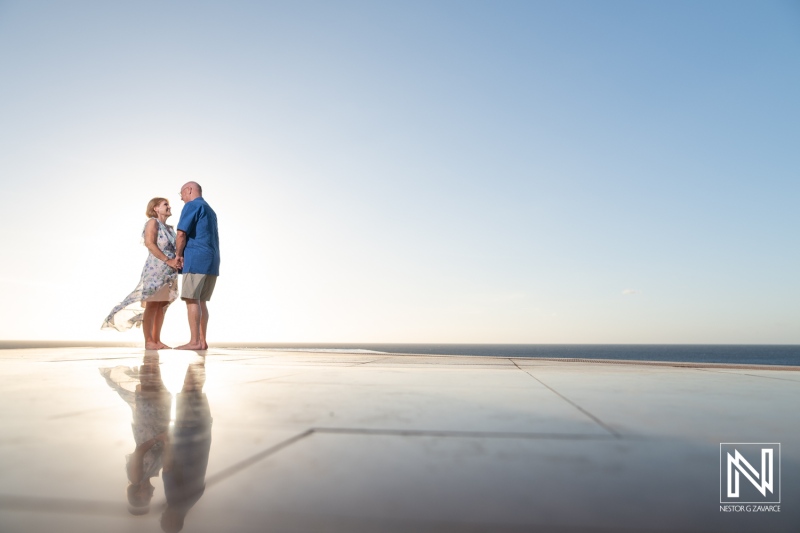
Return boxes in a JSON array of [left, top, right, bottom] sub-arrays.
[[161, 360, 213, 533], [175, 181, 220, 350]]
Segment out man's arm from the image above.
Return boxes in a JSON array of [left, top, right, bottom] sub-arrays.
[[176, 230, 187, 268]]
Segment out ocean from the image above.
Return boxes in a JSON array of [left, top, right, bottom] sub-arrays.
[[220, 343, 800, 366], [4, 341, 798, 366]]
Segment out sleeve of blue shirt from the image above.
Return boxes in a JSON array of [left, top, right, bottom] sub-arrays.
[[177, 201, 199, 236]]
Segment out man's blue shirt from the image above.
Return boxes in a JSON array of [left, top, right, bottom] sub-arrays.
[[177, 198, 220, 276]]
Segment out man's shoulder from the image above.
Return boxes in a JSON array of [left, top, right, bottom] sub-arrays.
[[180, 200, 200, 212], [193, 198, 214, 210], [198, 198, 217, 218]]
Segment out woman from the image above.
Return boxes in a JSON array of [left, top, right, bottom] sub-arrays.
[[99, 353, 171, 515], [102, 198, 180, 349]]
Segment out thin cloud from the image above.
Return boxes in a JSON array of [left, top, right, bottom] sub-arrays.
[[621, 289, 640, 295]]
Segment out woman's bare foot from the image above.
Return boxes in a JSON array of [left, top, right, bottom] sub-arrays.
[[175, 342, 205, 350], [145, 342, 162, 350], [155, 342, 171, 349]]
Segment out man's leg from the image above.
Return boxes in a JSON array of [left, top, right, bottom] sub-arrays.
[[182, 359, 206, 393], [176, 298, 204, 350], [199, 301, 209, 350]]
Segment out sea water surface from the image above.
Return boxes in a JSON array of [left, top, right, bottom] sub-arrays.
[[3, 342, 796, 366], [220, 344, 800, 366]]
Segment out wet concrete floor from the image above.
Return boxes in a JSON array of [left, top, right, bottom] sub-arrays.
[[0, 348, 797, 532]]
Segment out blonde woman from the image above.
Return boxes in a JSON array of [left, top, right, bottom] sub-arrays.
[[103, 198, 181, 349], [99, 353, 171, 515]]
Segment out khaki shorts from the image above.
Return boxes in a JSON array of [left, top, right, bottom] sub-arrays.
[[181, 274, 217, 301]]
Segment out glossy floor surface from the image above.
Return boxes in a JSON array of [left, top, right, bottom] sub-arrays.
[[0, 348, 797, 532]]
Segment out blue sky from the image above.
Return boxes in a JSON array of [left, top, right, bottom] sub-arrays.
[[0, 1, 798, 343]]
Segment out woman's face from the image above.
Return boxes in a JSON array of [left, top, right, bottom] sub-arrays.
[[154, 201, 172, 219]]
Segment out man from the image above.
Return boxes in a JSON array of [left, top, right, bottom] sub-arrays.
[[175, 181, 220, 350], [160, 359, 212, 532]]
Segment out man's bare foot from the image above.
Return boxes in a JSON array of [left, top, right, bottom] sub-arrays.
[[175, 342, 205, 350]]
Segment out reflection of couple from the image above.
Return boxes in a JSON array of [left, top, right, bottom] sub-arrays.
[[101, 354, 212, 532], [102, 181, 220, 350]]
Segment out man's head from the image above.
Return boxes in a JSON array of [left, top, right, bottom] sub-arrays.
[[179, 181, 203, 203], [161, 506, 187, 533]]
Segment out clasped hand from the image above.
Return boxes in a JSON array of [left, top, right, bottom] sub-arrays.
[[166, 257, 184, 270]]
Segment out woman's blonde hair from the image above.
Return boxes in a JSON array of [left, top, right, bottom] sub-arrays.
[[145, 197, 168, 218]]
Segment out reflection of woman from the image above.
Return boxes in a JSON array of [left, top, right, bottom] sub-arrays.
[[100, 354, 172, 515], [102, 197, 181, 349]]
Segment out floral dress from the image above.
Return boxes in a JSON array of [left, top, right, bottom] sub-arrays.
[[99, 360, 172, 487], [102, 219, 179, 331]]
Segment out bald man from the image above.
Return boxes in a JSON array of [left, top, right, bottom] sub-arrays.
[[175, 182, 220, 350]]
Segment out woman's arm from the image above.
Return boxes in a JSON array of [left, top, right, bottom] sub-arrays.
[[144, 219, 171, 262], [128, 432, 167, 482]]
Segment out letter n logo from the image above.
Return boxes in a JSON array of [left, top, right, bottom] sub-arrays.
[[720, 443, 780, 504]]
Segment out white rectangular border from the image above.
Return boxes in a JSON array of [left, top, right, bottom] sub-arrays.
[[720, 442, 781, 504]]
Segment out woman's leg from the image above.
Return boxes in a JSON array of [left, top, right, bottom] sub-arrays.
[[152, 302, 170, 349], [142, 302, 159, 350]]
